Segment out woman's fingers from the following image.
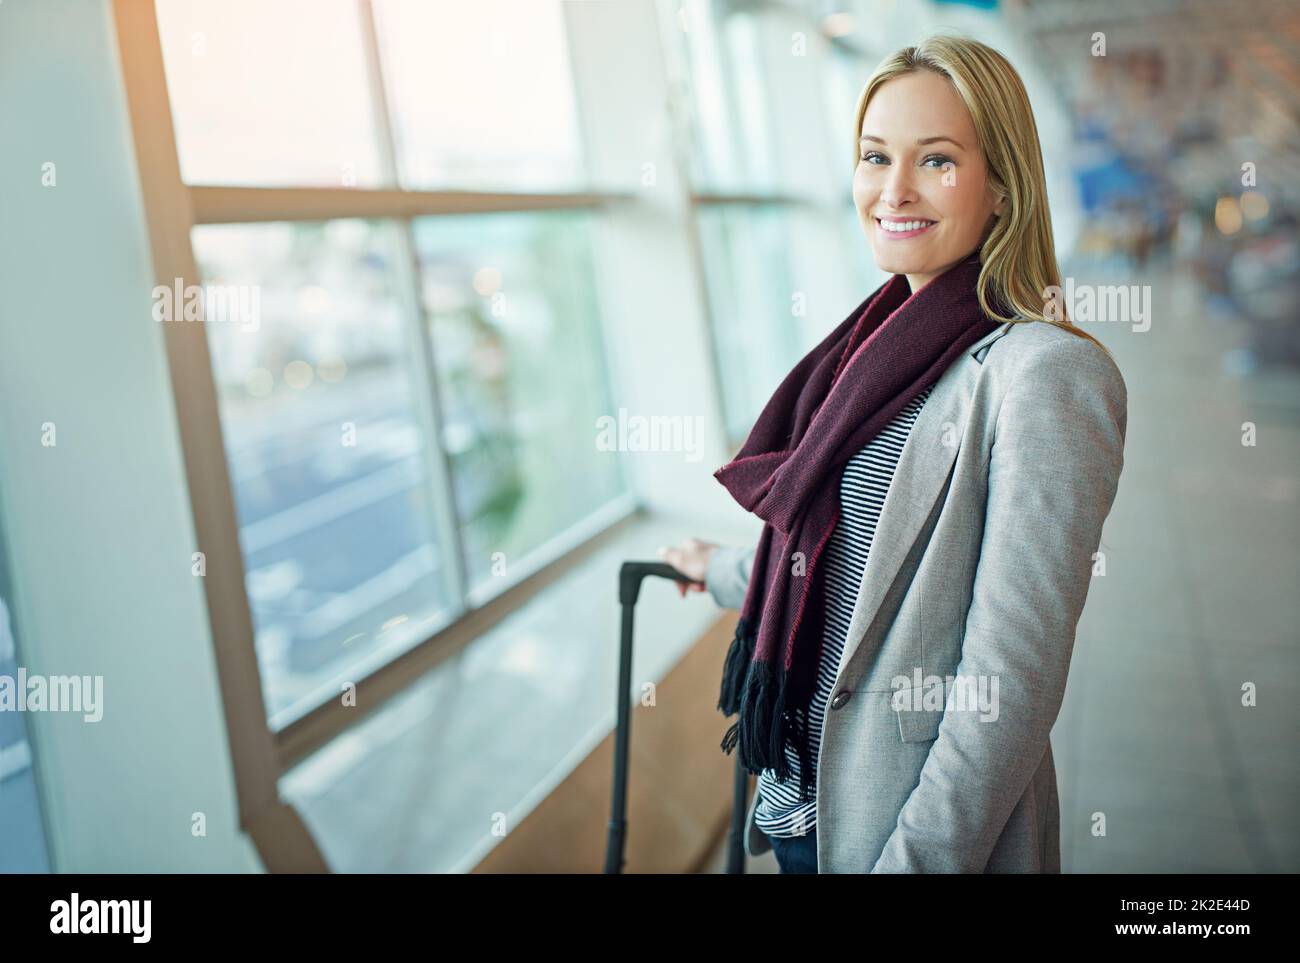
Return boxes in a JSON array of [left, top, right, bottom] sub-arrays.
[[658, 543, 708, 597]]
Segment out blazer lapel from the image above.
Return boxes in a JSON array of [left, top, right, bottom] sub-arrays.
[[833, 321, 1013, 684]]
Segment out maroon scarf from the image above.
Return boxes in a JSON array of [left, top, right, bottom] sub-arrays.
[[713, 252, 1000, 798]]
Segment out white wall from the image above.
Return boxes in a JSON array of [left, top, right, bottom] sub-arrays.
[[0, 0, 261, 872]]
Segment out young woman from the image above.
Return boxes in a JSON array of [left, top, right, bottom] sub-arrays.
[[659, 35, 1126, 874]]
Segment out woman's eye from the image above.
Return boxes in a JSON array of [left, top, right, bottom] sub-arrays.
[[858, 151, 953, 168]]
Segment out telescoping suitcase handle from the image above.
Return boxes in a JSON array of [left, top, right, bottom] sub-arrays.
[[604, 560, 749, 874]]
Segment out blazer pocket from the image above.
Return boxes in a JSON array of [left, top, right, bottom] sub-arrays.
[[890, 681, 948, 743]]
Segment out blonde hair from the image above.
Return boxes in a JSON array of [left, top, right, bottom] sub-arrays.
[[853, 34, 1106, 351]]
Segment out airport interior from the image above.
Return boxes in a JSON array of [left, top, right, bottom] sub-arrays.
[[1, 0, 1297, 874]]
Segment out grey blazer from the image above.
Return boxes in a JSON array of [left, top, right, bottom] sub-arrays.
[[705, 319, 1127, 873]]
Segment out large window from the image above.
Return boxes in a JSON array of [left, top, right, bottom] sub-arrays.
[[157, 0, 388, 187], [662, 0, 884, 445], [411, 212, 625, 594], [675, 0, 780, 193], [156, 0, 586, 192], [696, 204, 802, 438], [192, 220, 453, 722], [372, 0, 586, 191], [153, 0, 628, 730]]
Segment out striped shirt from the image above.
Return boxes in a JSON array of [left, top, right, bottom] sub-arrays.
[[754, 385, 932, 837]]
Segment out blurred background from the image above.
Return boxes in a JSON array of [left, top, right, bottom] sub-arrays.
[[0, 0, 1296, 873]]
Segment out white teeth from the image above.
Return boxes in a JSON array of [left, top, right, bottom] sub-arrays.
[[879, 219, 933, 233]]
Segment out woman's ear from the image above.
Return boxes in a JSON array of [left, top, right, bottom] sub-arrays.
[[993, 190, 1008, 218]]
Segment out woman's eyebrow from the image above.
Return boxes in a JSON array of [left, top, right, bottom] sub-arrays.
[[859, 134, 965, 149]]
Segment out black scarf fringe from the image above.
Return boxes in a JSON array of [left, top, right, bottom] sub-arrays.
[[717, 616, 817, 803]]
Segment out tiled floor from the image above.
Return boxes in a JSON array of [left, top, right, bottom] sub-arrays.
[[700, 255, 1299, 873], [1059, 255, 1299, 873]]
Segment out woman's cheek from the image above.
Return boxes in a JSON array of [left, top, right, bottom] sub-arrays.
[[851, 178, 869, 208]]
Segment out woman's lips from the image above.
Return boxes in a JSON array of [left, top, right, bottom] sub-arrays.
[[875, 218, 937, 240]]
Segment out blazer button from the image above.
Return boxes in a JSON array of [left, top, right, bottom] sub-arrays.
[[830, 690, 852, 710]]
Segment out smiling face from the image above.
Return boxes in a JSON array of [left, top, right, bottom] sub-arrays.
[[852, 69, 1004, 293]]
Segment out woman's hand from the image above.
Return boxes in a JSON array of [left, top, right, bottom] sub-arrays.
[[656, 537, 718, 597]]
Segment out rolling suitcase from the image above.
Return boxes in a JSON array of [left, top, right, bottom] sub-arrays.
[[603, 560, 749, 874]]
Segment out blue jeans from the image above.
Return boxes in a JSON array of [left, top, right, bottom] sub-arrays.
[[765, 825, 818, 873]]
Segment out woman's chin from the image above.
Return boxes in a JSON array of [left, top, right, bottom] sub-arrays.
[[871, 252, 924, 276]]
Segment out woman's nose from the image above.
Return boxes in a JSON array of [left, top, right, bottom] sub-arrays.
[[879, 165, 918, 209]]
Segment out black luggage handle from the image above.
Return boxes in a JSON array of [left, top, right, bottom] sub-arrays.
[[604, 560, 749, 874], [618, 560, 694, 604]]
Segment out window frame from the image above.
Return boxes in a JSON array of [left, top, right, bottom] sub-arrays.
[[659, 0, 880, 448], [112, 0, 642, 867]]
